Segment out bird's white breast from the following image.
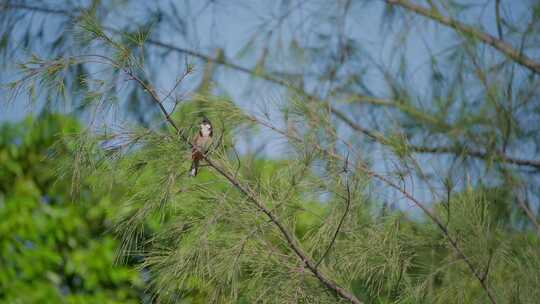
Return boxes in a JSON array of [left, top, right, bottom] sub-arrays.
[[200, 124, 212, 137]]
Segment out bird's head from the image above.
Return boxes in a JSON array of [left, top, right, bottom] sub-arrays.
[[200, 118, 212, 137]]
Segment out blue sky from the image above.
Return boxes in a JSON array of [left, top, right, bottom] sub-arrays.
[[1, 0, 530, 122]]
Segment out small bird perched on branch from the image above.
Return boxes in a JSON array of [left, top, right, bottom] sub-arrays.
[[189, 117, 213, 177]]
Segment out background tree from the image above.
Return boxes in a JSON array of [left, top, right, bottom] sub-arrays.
[[0, 114, 145, 303], [1, 0, 539, 303]]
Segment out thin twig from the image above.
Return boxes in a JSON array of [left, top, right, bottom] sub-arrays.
[[315, 174, 352, 268], [495, 0, 503, 41], [516, 193, 540, 236], [161, 63, 192, 104], [481, 250, 494, 283]]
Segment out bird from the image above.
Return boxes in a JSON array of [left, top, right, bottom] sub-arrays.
[[189, 117, 213, 177]]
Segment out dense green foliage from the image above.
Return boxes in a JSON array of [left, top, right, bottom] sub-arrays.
[[2, 1, 540, 303], [3, 113, 537, 303], [0, 115, 143, 303]]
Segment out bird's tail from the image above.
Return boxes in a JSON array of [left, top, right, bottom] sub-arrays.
[[189, 159, 199, 177]]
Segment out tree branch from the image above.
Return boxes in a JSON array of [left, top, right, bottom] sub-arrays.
[[409, 145, 540, 170], [495, 0, 503, 40], [385, 0, 540, 75], [315, 176, 352, 268], [118, 62, 363, 304], [516, 195, 540, 236], [123, 69, 181, 135]]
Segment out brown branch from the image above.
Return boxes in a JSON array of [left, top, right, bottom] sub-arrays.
[[111, 62, 363, 304], [385, 0, 540, 75]]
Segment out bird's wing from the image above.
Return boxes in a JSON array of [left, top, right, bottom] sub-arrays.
[[192, 133, 201, 147]]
